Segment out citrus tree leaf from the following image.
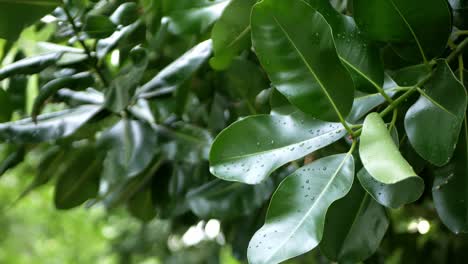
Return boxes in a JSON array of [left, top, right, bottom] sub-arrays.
[[251, 0, 354, 122], [136, 40, 212, 99], [209, 112, 347, 184], [353, 0, 452, 63], [360, 113, 424, 206], [0, 0, 61, 41], [320, 181, 389, 262], [405, 60, 467, 166], [210, 0, 256, 70], [0, 105, 102, 143], [247, 153, 355, 264]]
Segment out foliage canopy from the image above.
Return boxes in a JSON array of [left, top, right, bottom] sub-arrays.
[[0, 0, 468, 263]]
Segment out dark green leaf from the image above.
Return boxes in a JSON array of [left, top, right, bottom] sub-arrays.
[[0, 145, 25, 178], [54, 144, 104, 210], [251, 0, 354, 121], [0, 52, 63, 81], [164, 0, 230, 35], [127, 188, 157, 222], [105, 47, 149, 112], [210, 0, 256, 70], [210, 112, 347, 184], [247, 153, 355, 264], [110, 2, 139, 26], [83, 15, 117, 39], [96, 20, 141, 59], [32, 72, 94, 121], [320, 181, 389, 262], [353, 0, 452, 62], [307, 0, 384, 93], [99, 118, 158, 179], [136, 40, 212, 99], [432, 75, 468, 233], [0, 0, 61, 41], [405, 60, 467, 166], [0, 105, 102, 143], [187, 179, 274, 220]]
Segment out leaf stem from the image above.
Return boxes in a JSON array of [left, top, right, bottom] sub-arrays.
[[447, 37, 468, 64], [459, 55, 464, 83], [62, 6, 109, 86]]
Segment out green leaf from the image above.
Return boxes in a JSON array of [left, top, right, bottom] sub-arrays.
[[449, 0, 468, 29], [357, 167, 423, 209], [0, 105, 102, 143], [0, 0, 61, 41], [83, 15, 117, 39], [307, 0, 384, 93], [247, 153, 355, 264], [32, 72, 94, 121], [0, 145, 25, 178], [127, 188, 156, 222], [164, 0, 230, 35], [105, 47, 149, 112], [0, 52, 63, 81], [110, 2, 139, 26], [347, 75, 398, 123], [186, 179, 274, 220], [320, 181, 389, 262], [54, 144, 104, 210], [353, 0, 452, 63], [209, 112, 347, 184], [432, 74, 468, 234], [96, 21, 141, 59], [210, 0, 256, 70], [221, 58, 269, 115], [360, 113, 424, 206], [57, 88, 104, 106], [99, 119, 158, 179], [161, 122, 213, 163], [136, 40, 212, 99], [251, 0, 354, 122], [405, 60, 467, 166]]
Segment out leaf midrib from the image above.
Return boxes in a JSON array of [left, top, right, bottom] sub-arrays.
[[271, 13, 346, 121], [387, 0, 428, 64], [265, 153, 352, 263], [214, 126, 344, 163]]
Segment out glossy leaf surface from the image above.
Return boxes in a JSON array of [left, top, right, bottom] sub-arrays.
[[137, 40, 212, 99], [353, 0, 452, 62], [247, 153, 354, 264], [360, 113, 423, 206], [251, 0, 354, 121], [210, 112, 347, 184], [0, 105, 101, 143], [210, 0, 256, 70], [320, 181, 389, 262], [307, 0, 384, 93], [405, 61, 467, 166]]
